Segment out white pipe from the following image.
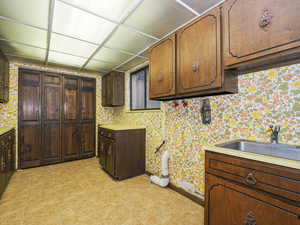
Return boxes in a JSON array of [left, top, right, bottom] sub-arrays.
[[150, 151, 170, 187]]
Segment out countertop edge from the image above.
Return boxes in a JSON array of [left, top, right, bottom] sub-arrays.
[[204, 145, 300, 170]]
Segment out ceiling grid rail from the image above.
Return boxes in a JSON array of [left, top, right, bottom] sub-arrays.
[[0, 15, 147, 61], [45, 0, 55, 65], [175, 0, 200, 16], [57, 0, 159, 41], [113, 0, 225, 71], [80, 0, 146, 71]]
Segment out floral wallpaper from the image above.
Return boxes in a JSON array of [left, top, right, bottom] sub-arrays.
[[1, 59, 299, 199], [116, 63, 300, 199]]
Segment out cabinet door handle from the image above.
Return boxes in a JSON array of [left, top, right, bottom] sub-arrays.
[[245, 173, 257, 185], [243, 211, 256, 225], [192, 64, 200, 72], [259, 9, 272, 28]]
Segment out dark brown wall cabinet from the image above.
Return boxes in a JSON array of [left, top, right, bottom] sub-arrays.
[[149, 7, 237, 100], [18, 69, 96, 169], [205, 151, 300, 225], [223, 0, 300, 70], [98, 126, 145, 180], [0, 51, 9, 103], [0, 129, 15, 199], [101, 71, 124, 107]]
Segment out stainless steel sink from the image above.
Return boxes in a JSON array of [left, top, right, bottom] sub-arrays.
[[216, 140, 300, 161]]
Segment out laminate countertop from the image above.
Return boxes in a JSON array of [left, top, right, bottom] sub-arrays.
[[0, 126, 14, 136], [204, 144, 300, 170], [99, 124, 145, 131]]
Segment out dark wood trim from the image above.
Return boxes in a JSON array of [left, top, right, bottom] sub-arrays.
[[145, 171, 205, 206]]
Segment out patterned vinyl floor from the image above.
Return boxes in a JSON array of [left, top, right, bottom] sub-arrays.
[[0, 158, 203, 225]]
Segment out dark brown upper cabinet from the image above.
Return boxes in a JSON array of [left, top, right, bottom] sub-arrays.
[[149, 7, 237, 100], [0, 50, 9, 103], [149, 34, 176, 99], [223, 0, 300, 70], [177, 7, 222, 95], [101, 71, 124, 107]]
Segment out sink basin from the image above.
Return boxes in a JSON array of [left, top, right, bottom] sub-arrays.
[[216, 140, 300, 161]]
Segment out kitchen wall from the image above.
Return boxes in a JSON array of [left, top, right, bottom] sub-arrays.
[[1, 59, 299, 199], [116, 62, 300, 198], [0, 60, 115, 167]]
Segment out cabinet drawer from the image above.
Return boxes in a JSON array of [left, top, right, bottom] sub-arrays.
[[205, 151, 300, 203], [98, 127, 115, 139], [205, 173, 300, 225]]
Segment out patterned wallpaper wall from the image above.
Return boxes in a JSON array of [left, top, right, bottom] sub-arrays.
[[117, 63, 300, 198], [1, 59, 299, 199]]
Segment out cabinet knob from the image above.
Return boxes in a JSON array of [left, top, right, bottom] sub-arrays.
[[192, 64, 200, 72], [245, 172, 257, 185], [259, 9, 272, 28], [243, 211, 256, 225]]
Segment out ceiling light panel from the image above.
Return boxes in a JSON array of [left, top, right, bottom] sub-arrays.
[[61, 0, 136, 22], [50, 33, 98, 57], [85, 59, 115, 72], [179, 0, 223, 13], [48, 51, 86, 67], [124, 0, 195, 38], [117, 57, 148, 71], [0, 0, 50, 29], [93, 48, 131, 66], [0, 41, 46, 61], [0, 20, 47, 48], [106, 26, 155, 54], [52, 1, 117, 44]]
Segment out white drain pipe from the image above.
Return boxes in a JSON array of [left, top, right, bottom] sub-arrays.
[[150, 151, 170, 187]]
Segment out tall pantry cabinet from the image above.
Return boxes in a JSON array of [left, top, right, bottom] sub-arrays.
[[18, 69, 96, 169]]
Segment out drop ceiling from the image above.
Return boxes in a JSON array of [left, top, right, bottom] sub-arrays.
[[0, 0, 223, 73]]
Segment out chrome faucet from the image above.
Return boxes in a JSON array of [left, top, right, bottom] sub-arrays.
[[269, 125, 280, 144]]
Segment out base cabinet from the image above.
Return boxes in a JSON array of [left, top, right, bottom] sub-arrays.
[[0, 129, 16, 199], [205, 151, 300, 225], [98, 126, 145, 180]]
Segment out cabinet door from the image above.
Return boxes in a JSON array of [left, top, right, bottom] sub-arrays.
[[63, 76, 79, 121], [80, 78, 95, 121], [43, 75, 61, 121], [223, 0, 300, 67], [19, 124, 41, 168], [19, 70, 41, 122], [177, 8, 221, 94], [98, 136, 106, 168], [205, 174, 300, 225], [149, 34, 176, 99], [80, 122, 95, 157], [0, 146, 6, 197], [62, 123, 80, 161], [42, 123, 61, 163], [105, 139, 115, 177]]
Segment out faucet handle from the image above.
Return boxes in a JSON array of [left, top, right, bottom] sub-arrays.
[[275, 126, 281, 133]]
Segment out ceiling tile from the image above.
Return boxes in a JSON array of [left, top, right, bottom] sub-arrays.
[[0, 20, 47, 48], [53, 1, 117, 44], [124, 0, 195, 38], [93, 47, 131, 65], [61, 0, 136, 22], [106, 26, 155, 54], [85, 59, 115, 72], [117, 57, 147, 71], [48, 51, 86, 67], [50, 33, 98, 57], [0, 0, 50, 29], [180, 0, 223, 13], [0, 41, 46, 61]]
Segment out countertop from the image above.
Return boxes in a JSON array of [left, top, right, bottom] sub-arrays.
[[99, 124, 145, 131], [204, 144, 300, 170], [0, 126, 14, 136]]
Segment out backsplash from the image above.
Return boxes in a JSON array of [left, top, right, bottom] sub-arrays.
[[115, 63, 300, 198]]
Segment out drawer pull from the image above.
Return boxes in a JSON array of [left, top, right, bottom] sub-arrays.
[[259, 9, 272, 28], [192, 64, 200, 72], [245, 173, 257, 185], [243, 211, 256, 225]]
